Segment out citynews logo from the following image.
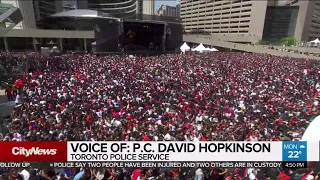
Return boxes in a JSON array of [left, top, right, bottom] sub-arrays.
[[12, 147, 57, 157]]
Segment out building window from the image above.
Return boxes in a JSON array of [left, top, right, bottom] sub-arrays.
[[240, 20, 250, 23], [231, 10, 241, 14], [242, 9, 251, 13], [241, 15, 250, 18], [242, 4, 252, 7]]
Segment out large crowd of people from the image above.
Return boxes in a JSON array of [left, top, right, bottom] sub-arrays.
[[0, 51, 320, 180]]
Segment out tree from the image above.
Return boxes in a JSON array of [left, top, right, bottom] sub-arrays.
[[258, 39, 268, 45], [280, 36, 296, 46]]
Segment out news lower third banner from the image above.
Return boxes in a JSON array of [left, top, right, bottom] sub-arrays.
[[0, 141, 319, 162]]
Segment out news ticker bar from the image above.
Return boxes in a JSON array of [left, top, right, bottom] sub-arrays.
[[0, 162, 312, 169]]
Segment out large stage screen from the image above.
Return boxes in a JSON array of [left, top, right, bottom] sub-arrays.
[[123, 22, 165, 51]]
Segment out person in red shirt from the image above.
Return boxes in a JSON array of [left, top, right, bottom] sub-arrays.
[[233, 169, 242, 180], [131, 169, 141, 180], [278, 171, 291, 180], [301, 170, 318, 180], [5, 86, 13, 101]]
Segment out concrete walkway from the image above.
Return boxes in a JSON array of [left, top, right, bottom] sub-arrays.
[[0, 94, 14, 116], [184, 35, 320, 60], [0, 90, 5, 96], [271, 45, 320, 54]]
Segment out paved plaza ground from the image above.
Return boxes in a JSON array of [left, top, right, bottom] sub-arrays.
[[0, 91, 14, 116]]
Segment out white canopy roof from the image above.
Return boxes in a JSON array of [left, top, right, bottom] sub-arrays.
[[48, 40, 55, 45], [310, 38, 320, 44], [193, 43, 206, 51], [206, 47, 219, 52], [180, 42, 190, 51], [301, 115, 320, 141], [192, 43, 215, 52]]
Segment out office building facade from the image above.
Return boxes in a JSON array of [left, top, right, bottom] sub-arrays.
[[293, 1, 320, 41], [181, 0, 268, 39], [33, 0, 63, 21], [86, 0, 137, 16], [2, 0, 36, 29], [156, 5, 180, 17], [63, 0, 78, 11], [262, 6, 299, 40], [274, 0, 320, 41], [181, 0, 320, 42], [15, 0, 154, 29], [79, 0, 154, 16], [141, 0, 154, 15]]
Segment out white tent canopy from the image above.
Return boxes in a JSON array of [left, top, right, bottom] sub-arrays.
[[180, 42, 190, 52], [48, 40, 56, 45], [301, 115, 320, 141], [192, 43, 206, 52], [192, 43, 209, 52], [206, 47, 219, 52], [310, 38, 320, 44], [211, 47, 219, 51]]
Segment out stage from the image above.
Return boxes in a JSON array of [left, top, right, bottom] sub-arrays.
[[38, 11, 182, 53], [93, 18, 182, 53], [121, 20, 166, 52]]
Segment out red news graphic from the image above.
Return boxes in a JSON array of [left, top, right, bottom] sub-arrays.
[[0, 142, 67, 162]]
